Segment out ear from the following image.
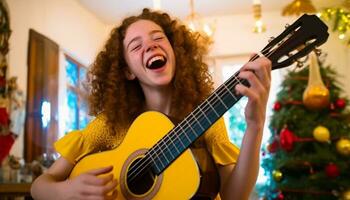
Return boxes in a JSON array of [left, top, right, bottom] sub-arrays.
[[124, 68, 136, 80]]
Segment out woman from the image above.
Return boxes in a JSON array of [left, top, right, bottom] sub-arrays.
[[31, 8, 271, 200]]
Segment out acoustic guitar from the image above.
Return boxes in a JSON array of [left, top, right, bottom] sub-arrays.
[[69, 14, 329, 199]]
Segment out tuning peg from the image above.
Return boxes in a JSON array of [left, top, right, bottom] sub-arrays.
[[314, 48, 322, 56], [296, 60, 304, 68], [285, 23, 290, 29], [268, 36, 275, 43]]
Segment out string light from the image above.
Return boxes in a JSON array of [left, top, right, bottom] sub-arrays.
[[186, 0, 215, 40], [319, 0, 350, 45], [252, 0, 266, 33]]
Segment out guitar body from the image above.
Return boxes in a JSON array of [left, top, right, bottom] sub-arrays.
[[69, 111, 200, 200]]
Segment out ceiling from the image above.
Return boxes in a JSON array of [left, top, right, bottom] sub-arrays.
[[77, 0, 343, 25]]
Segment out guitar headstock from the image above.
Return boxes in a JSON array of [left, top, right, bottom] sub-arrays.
[[261, 14, 329, 70]]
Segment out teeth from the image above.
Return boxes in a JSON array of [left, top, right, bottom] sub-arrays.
[[148, 56, 164, 66]]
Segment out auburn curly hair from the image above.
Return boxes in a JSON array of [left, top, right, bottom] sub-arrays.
[[88, 8, 214, 135]]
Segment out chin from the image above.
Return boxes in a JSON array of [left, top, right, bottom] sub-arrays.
[[153, 79, 173, 87]]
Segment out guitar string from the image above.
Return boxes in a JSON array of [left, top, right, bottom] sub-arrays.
[[125, 45, 278, 183], [127, 29, 303, 182], [125, 46, 278, 183]]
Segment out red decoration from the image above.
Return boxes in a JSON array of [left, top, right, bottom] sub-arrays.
[[325, 163, 340, 178], [0, 107, 10, 126], [273, 101, 282, 111], [276, 192, 284, 200], [279, 128, 296, 151], [267, 139, 279, 153], [335, 98, 346, 109], [0, 133, 15, 164], [0, 76, 6, 87]]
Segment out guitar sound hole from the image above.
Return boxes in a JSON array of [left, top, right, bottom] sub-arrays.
[[126, 157, 157, 195]]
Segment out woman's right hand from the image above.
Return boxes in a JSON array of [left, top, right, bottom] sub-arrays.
[[60, 166, 118, 200]]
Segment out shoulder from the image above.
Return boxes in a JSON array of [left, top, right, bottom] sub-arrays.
[[82, 113, 120, 150], [204, 117, 229, 144]]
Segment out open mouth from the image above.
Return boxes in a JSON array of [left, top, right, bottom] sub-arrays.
[[146, 55, 167, 69]]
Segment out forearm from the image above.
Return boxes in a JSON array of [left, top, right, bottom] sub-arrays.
[[31, 173, 66, 200], [221, 125, 263, 200]]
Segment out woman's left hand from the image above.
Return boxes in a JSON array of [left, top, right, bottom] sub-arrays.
[[235, 56, 272, 130]]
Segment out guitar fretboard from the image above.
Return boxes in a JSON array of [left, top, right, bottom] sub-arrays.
[[147, 71, 249, 175]]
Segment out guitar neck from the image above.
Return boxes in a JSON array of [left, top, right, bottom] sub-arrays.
[[148, 69, 250, 175]]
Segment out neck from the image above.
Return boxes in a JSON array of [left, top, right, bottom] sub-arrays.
[[142, 85, 172, 115]]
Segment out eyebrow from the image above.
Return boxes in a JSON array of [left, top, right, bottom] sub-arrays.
[[126, 29, 164, 50]]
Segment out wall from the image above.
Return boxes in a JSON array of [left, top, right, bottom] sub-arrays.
[[7, 0, 110, 157]]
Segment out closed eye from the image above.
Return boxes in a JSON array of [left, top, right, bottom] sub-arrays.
[[131, 44, 141, 51], [154, 36, 164, 41]]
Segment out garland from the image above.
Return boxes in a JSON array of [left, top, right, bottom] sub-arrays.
[[0, 0, 11, 55]]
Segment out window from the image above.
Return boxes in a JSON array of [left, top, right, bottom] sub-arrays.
[[221, 64, 248, 148], [209, 55, 285, 185], [58, 55, 91, 138]]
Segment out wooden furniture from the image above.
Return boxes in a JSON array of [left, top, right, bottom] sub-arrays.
[[0, 183, 32, 199]]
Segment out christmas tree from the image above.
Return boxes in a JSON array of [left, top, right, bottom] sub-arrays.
[[261, 52, 350, 200]]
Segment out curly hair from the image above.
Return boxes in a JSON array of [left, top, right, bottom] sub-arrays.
[[88, 8, 214, 135]]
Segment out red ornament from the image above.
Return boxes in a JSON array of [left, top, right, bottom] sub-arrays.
[[0, 76, 6, 87], [325, 163, 340, 178], [273, 101, 282, 111], [267, 140, 279, 153], [276, 192, 284, 200], [335, 98, 346, 109], [0, 133, 15, 164], [279, 128, 296, 151], [0, 107, 10, 126]]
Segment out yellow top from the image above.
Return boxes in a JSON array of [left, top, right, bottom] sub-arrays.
[[55, 114, 240, 199]]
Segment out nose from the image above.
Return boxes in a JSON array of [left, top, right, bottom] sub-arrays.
[[145, 42, 158, 52]]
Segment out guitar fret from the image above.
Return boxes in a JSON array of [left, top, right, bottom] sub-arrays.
[[166, 135, 178, 157], [190, 112, 204, 131], [214, 92, 228, 110], [205, 99, 219, 117], [183, 117, 198, 138], [198, 106, 212, 124], [159, 140, 170, 164], [171, 131, 186, 150], [153, 149, 166, 169], [233, 75, 242, 85], [178, 124, 192, 145], [148, 154, 161, 172], [223, 83, 237, 101]]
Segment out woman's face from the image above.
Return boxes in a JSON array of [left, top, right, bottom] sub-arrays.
[[123, 19, 176, 90]]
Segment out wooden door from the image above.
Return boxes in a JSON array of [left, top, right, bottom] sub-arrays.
[[25, 29, 59, 162]]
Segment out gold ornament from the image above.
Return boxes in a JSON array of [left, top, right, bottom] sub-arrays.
[[282, 0, 316, 16], [336, 138, 350, 156], [313, 126, 330, 142], [303, 52, 330, 110], [343, 189, 350, 200], [272, 169, 283, 182]]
